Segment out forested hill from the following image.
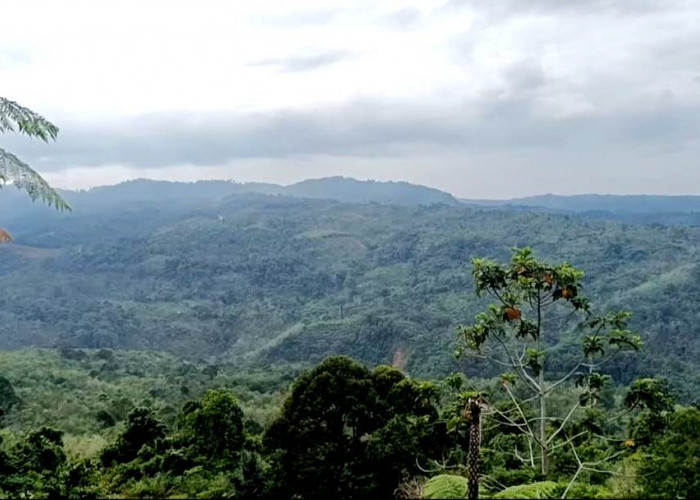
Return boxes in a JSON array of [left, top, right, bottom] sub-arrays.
[[463, 193, 700, 225], [2, 180, 700, 397], [506, 193, 700, 213], [0, 176, 458, 219]]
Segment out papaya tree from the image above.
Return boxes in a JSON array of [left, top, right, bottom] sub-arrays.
[[455, 248, 642, 475], [0, 97, 69, 241]]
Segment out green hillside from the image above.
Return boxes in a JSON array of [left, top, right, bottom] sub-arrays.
[[1, 182, 699, 398]]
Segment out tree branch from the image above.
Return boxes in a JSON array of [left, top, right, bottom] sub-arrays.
[[492, 333, 540, 393], [546, 402, 580, 446], [502, 382, 542, 447], [545, 359, 585, 395]]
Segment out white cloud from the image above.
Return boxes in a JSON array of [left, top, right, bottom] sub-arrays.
[[1, 0, 699, 197]]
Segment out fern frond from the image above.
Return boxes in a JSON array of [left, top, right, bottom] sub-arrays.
[[493, 481, 559, 499], [0, 97, 59, 142], [0, 147, 70, 211], [423, 475, 469, 499]]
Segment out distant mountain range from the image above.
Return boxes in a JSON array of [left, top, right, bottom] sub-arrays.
[[3, 175, 700, 397], [55, 177, 700, 214], [3, 177, 700, 229], [60, 176, 461, 208], [463, 193, 700, 214], [3, 176, 700, 398]]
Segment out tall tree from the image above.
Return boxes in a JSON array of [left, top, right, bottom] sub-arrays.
[[456, 248, 642, 475], [0, 97, 69, 241], [264, 356, 443, 500]]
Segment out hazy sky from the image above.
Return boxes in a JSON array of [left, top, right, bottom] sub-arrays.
[[1, 0, 699, 198]]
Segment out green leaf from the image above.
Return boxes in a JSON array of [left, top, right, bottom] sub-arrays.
[[0, 147, 70, 211], [423, 474, 469, 499], [493, 481, 559, 499], [525, 349, 544, 376], [624, 378, 675, 412], [0, 97, 59, 142], [583, 335, 605, 357]]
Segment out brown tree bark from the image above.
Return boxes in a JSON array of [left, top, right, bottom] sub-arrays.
[[467, 398, 482, 500]]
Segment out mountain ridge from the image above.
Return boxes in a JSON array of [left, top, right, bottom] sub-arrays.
[[4, 175, 699, 215], [50, 176, 460, 207], [2, 185, 700, 398], [461, 193, 700, 213]]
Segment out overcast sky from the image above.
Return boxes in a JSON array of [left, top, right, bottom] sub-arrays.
[[1, 0, 699, 198]]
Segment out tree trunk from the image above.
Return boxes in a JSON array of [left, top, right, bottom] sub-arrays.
[[537, 298, 548, 475], [468, 399, 482, 499], [539, 372, 548, 475]]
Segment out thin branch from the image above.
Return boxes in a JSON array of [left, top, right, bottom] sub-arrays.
[[415, 457, 462, 474], [518, 341, 528, 363], [561, 443, 628, 499], [561, 466, 582, 499], [463, 352, 513, 368], [549, 431, 586, 451], [503, 382, 541, 446], [488, 406, 535, 436], [546, 402, 580, 446], [587, 450, 626, 467], [582, 466, 634, 477], [581, 348, 622, 370], [492, 333, 540, 392], [545, 359, 584, 394], [603, 408, 633, 424], [514, 445, 530, 465]]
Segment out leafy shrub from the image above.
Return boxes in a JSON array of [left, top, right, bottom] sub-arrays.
[[493, 481, 558, 499], [423, 474, 468, 499]]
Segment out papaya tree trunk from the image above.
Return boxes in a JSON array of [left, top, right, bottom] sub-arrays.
[[539, 371, 548, 475], [537, 296, 548, 475], [468, 398, 482, 499]]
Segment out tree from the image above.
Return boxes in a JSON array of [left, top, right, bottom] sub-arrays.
[[11, 427, 66, 473], [638, 407, 700, 497], [264, 356, 443, 500], [177, 389, 245, 463], [625, 378, 676, 447], [0, 375, 20, 423], [100, 408, 166, 466], [0, 427, 68, 497], [0, 97, 69, 241], [456, 248, 642, 475]]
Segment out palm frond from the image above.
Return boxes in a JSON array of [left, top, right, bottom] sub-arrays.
[[0, 97, 59, 142], [0, 147, 70, 211]]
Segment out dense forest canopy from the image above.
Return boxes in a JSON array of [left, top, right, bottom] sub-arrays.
[[1, 179, 700, 498], [3, 0, 699, 493], [1, 179, 699, 397]]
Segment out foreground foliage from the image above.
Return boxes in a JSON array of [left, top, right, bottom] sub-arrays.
[[0, 97, 69, 241], [0, 211, 697, 498], [0, 348, 695, 498]]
